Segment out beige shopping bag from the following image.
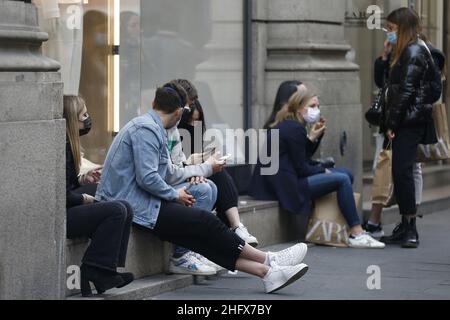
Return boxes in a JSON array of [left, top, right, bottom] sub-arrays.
[[371, 143, 395, 207], [417, 104, 450, 162], [306, 193, 361, 248]]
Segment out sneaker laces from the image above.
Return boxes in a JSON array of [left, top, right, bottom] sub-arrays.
[[185, 252, 205, 267], [194, 253, 215, 267], [273, 247, 296, 265]]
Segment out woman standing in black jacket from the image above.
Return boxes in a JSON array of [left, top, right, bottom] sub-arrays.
[[366, 19, 446, 243], [382, 8, 441, 248], [65, 96, 134, 296]]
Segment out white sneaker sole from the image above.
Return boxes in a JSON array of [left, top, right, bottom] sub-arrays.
[[266, 264, 309, 294], [348, 243, 386, 249], [168, 266, 217, 276]]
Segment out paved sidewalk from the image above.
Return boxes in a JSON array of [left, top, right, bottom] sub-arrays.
[[152, 209, 450, 300]]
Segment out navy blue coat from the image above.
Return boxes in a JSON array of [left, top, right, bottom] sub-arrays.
[[248, 120, 325, 215]]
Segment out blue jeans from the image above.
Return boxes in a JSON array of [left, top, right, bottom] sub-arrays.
[[307, 168, 361, 228], [172, 180, 218, 256]]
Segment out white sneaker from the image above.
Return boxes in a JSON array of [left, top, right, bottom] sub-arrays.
[[234, 223, 259, 247], [267, 243, 308, 267], [263, 262, 309, 294], [193, 253, 225, 273], [348, 233, 386, 249], [169, 252, 217, 276]]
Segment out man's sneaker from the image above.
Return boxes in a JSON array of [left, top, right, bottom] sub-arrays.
[[348, 233, 386, 249], [267, 243, 308, 267], [402, 218, 420, 249], [263, 262, 309, 294], [193, 253, 225, 273], [169, 252, 217, 276], [234, 223, 259, 247], [381, 219, 407, 245], [363, 222, 385, 240]]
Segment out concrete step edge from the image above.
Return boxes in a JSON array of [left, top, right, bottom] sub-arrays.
[[363, 164, 450, 183], [67, 274, 193, 300]]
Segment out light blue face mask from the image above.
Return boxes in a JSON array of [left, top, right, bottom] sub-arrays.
[[387, 31, 397, 45]]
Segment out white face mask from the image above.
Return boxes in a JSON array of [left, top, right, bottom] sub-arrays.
[[303, 107, 321, 124]]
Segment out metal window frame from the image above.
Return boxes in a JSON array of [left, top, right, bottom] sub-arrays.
[[244, 0, 252, 131]]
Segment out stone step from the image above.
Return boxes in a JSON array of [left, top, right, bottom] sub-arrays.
[[66, 227, 173, 297], [363, 185, 450, 225], [66, 196, 301, 300], [67, 274, 193, 300], [363, 164, 450, 203]]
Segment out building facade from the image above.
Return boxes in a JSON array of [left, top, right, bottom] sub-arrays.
[[0, 0, 448, 299]]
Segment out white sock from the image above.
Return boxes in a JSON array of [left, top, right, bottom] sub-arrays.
[[351, 232, 363, 239], [368, 221, 380, 227]]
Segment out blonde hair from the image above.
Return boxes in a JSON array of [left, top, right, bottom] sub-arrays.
[[270, 86, 314, 128], [63, 95, 86, 175]]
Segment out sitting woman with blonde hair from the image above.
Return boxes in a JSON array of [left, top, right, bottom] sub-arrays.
[[249, 87, 385, 249]]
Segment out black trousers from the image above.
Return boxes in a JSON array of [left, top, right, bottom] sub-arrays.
[[67, 200, 133, 272], [392, 126, 426, 216], [146, 201, 245, 271], [209, 169, 239, 227]]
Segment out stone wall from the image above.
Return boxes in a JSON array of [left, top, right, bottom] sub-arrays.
[[0, 0, 65, 300]]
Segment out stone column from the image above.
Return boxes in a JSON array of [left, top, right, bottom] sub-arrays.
[[0, 0, 65, 299], [253, 0, 363, 192]]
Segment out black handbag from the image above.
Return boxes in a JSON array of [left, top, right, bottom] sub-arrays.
[[365, 85, 387, 127]]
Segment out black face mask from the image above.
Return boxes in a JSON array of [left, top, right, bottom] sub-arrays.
[[79, 116, 92, 136]]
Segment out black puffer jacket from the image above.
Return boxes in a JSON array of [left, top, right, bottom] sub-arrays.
[[386, 41, 442, 131]]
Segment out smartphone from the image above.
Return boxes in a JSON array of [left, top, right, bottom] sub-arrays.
[[219, 154, 232, 161]]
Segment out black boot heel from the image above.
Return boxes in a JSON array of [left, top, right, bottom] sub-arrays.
[[80, 276, 93, 297], [80, 264, 124, 297]]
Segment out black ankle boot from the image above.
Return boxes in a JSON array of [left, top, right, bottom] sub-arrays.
[[381, 217, 408, 245], [402, 217, 420, 249], [80, 264, 124, 297]]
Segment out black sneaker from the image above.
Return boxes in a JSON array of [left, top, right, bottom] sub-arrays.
[[402, 218, 420, 249], [380, 218, 407, 245], [363, 222, 385, 240]]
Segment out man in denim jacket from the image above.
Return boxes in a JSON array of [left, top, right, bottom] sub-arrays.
[[96, 84, 224, 276]]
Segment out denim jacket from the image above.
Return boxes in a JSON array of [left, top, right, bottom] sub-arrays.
[[96, 110, 212, 229]]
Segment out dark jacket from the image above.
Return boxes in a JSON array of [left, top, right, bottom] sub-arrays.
[[385, 41, 442, 136], [248, 120, 325, 215], [66, 142, 84, 208], [374, 43, 444, 140]]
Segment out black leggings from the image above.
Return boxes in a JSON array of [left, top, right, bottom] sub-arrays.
[[67, 200, 133, 272], [147, 201, 245, 271], [209, 169, 239, 227]]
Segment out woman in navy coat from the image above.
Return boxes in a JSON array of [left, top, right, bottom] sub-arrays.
[[249, 87, 385, 249]]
